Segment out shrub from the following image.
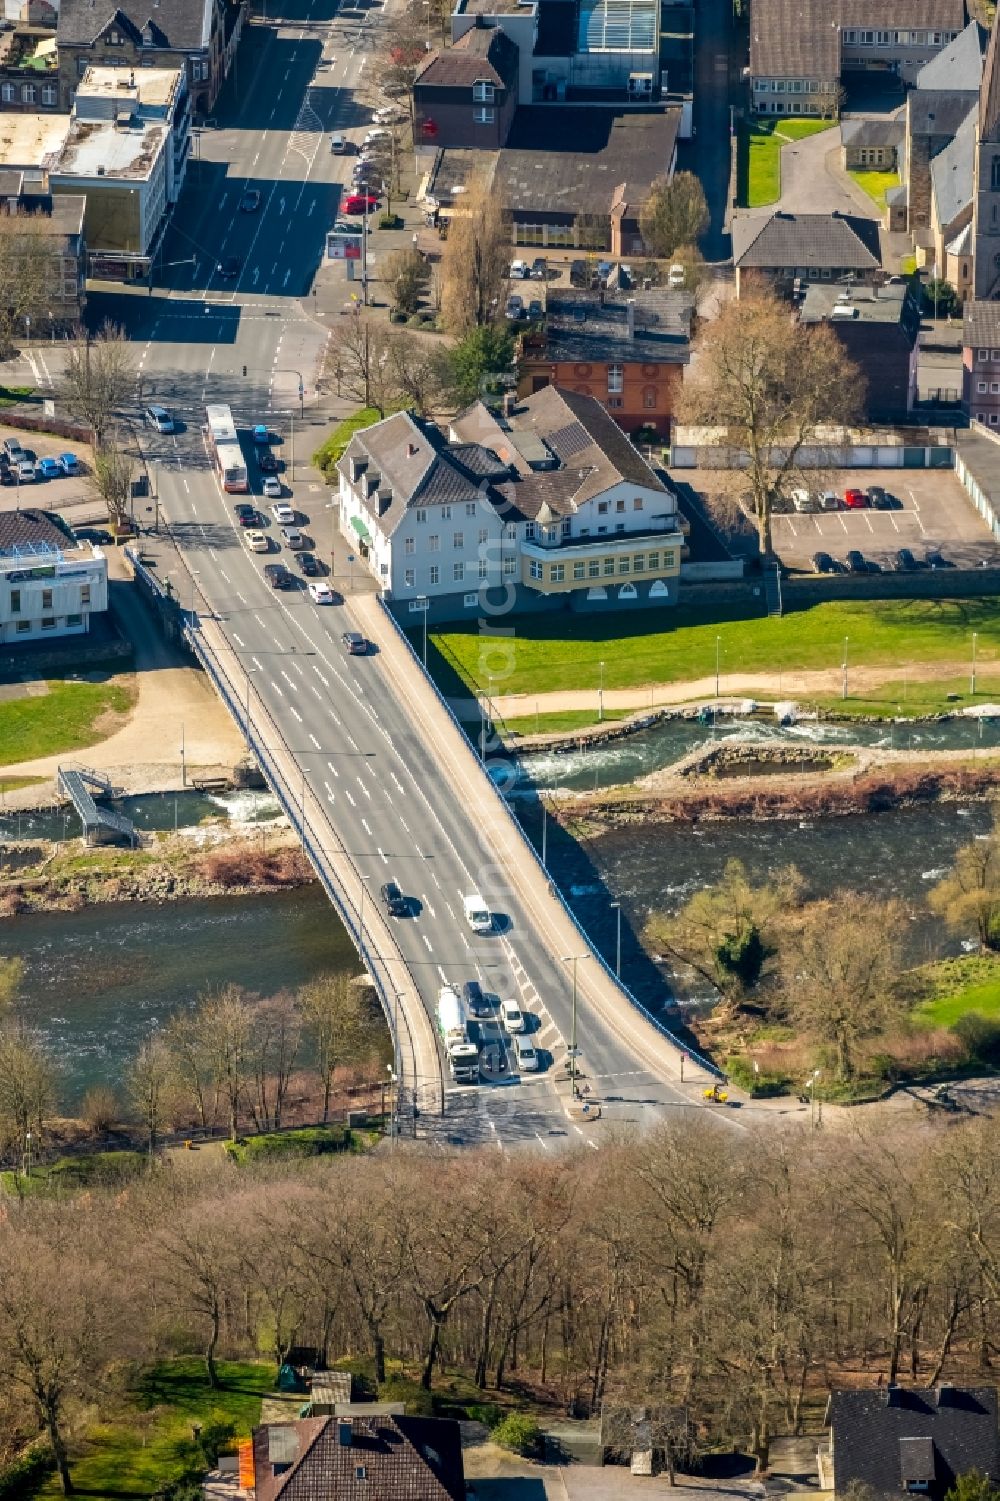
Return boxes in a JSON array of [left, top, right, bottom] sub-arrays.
[[389, 309, 407, 323], [378, 213, 403, 230], [197, 845, 311, 889], [152, 1478, 204, 1501], [954, 1012, 1000, 1068], [197, 1420, 237, 1467], [0, 1441, 55, 1501], [378, 1376, 435, 1416], [81, 1083, 119, 1134], [467, 1402, 503, 1429], [726, 1055, 790, 1097], [492, 1413, 542, 1458]]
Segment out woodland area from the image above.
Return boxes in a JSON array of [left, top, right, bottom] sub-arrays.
[[6, 1115, 1000, 1491]]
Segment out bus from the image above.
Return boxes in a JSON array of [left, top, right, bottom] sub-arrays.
[[205, 403, 248, 493]]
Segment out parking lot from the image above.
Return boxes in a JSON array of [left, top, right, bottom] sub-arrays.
[[771, 468, 1000, 574]]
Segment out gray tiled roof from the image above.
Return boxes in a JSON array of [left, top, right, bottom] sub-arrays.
[[751, 0, 964, 78], [58, 0, 213, 49], [907, 89, 976, 138], [830, 1387, 1000, 1501], [413, 25, 519, 89], [0, 507, 72, 554], [535, 286, 693, 366], [841, 117, 904, 147], [964, 299, 1000, 348], [930, 106, 975, 230], [915, 18, 986, 91], [253, 1417, 464, 1501], [731, 210, 882, 270], [497, 107, 680, 218], [984, 4, 1000, 138]]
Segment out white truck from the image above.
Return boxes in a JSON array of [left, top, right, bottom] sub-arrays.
[[437, 984, 480, 1083], [463, 892, 492, 934]]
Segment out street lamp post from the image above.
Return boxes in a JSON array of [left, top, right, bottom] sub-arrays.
[[715, 634, 721, 699], [972, 631, 979, 696], [611, 901, 622, 979], [807, 1069, 821, 1129], [416, 595, 428, 666], [598, 659, 605, 722], [540, 798, 548, 869], [561, 954, 588, 1098], [24, 1129, 31, 1179], [180, 721, 186, 788], [841, 636, 849, 701]]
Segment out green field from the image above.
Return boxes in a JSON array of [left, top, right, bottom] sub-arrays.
[[742, 117, 834, 207], [849, 168, 900, 208], [503, 708, 631, 736], [915, 955, 1000, 1028], [39, 1359, 273, 1501], [0, 676, 136, 767], [426, 598, 1000, 704]]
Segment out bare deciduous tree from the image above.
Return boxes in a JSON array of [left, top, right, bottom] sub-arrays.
[[384, 248, 430, 314], [0, 1022, 56, 1162], [0, 214, 66, 357], [299, 973, 370, 1124], [440, 176, 510, 333], [91, 436, 134, 531], [678, 283, 862, 555], [59, 322, 136, 448], [930, 814, 1000, 952], [336, 312, 394, 416], [126, 1033, 173, 1161], [639, 172, 710, 259]]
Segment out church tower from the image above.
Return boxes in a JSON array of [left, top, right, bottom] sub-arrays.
[[973, 9, 1000, 299]]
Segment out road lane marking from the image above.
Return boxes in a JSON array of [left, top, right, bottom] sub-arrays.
[[344, 788, 355, 804], [233, 633, 244, 646], [309, 732, 320, 748], [357, 777, 371, 798], [327, 760, 339, 777], [377, 846, 388, 863], [423, 934, 434, 952], [252, 656, 263, 670], [289, 706, 302, 721], [324, 781, 336, 801], [534, 1133, 551, 1151], [362, 817, 372, 835]]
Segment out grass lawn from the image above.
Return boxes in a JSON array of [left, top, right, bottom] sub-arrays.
[[504, 708, 631, 736], [914, 955, 1000, 1028], [849, 168, 900, 208], [426, 598, 1000, 703], [742, 117, 833, 207], [0, 384, 33, 407], [0, 774, 46, 794], [0, 675, 136, 767], [39, 1359, 274, 1501]]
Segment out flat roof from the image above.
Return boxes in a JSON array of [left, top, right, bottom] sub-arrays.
[[457, 0, 535, 14], [78, 64, 183, 109], [50, 115, 167, 181], [498, 107, 680, 217], [0, 112, 70, 168]]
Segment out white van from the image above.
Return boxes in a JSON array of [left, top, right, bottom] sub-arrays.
[[463, 893, 492, 934], [513, 1034, 538, 1072], [791, 487, 819, 513], [330, 132, 348, 154]]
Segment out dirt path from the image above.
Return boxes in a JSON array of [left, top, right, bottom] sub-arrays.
[[490, 659, 990, 722]]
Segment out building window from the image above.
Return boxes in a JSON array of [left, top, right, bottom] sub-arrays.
[[474, 107, 495, 124], [561, 519, 571, 538], [633, 498, 644, 511], [992, 157, 1000, 192], [41, 616, 55, 629], [529, 559, 543, 579], [980, 381, 990, 393], [466, 502, 476, 516], [633, 555, 645, 571], [615, 522, 625, 533], [415, 508, 427, 523], [66, 613, 83, 627], [463, 592, 478, 607], [441, 505, 452, 519], [992, 383, 1000, 394], [15, 619, 29, 633], [472, 80, 495, 102], [588, 559, 600, 577], [478, 527, 488, 544], [452, 531, 464, 549], [992, 350, 1000, 361], [41, 589, 52, 609], [603, 558, 615, 576], [81, 584, 91, 605], [478, 559, 489, 579], [616, 499, 626, 512], [618, 557, 630, 574], [453, 561, 464, 582], [404, 536, 415, 556], [1, 84, 14, 103], [642, 386, 657, 409], [597, 502, 609, 514], [608, 364, 624, 394], [428, 534, 440, 552], [503, 556, 516, 576], [9, 589, 20, 613], [429, 565, 440, 585], [504, 522, 516, 538], [404, 568, 415, 587], [664, 550, 675, 567], [549, 563, 565, 582], [21, 83, 36, 103], [608, 396, 623, 409], [573, 562, 586, 580], [647, 551, 659, 569], [41, 84, 57, 106], [525, 521, 537, 539]]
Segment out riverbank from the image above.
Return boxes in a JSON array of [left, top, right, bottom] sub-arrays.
[[0, 823, 315, 917]]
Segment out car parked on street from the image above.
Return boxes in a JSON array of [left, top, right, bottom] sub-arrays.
[[819, 490, 839, 511], [893, 547, 917, 571], [505, 294, 524, 320], [868, 485, 892, 509], [3, 437, 24, 463], [35, 456, 62, 480], [529, 257, 547, 280], [846, 549, 867, 573], [527, 298, 543, 320], [15, 458, 34, 483], [844, 487, 868, 509], [343, 193, 379, 215], [926, 548, 950, 568], [792, 487, 818, 513], [509, 258, 529, 279]]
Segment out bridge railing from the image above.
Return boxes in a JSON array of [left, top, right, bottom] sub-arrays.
[[186, 619, 440, 1130], [377, 598, 723, 1081]]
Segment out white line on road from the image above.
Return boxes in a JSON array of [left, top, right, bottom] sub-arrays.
[[357, 777, 371, 798], [344, 787, 355, 805], [399, 817, 409, 833], [534, 1133, 551, 1151], [361, 817, 372, 835], [437, 964, 448, 983], [233, 633, 245, 647], [326, 760, 339, 777], [309, 732, 320, 747], [324, 781, 336, 801], [289, 706, 302, 721], [252, 656, 263, 670], [391, 772, 404, 793], [377, 846, 388, 863], [422, 934, 433, 952]]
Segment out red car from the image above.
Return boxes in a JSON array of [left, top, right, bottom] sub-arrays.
[[843, 487, 869, 509], [343, 193, 379, 214]]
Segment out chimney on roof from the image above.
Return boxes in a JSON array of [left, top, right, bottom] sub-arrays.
[[626, 298, 635, 339], [407, 441, 419, 457], [338, 1422, 353, 1448], [937, 1386, 955, 1407], [886, 1385, 901, 1407]]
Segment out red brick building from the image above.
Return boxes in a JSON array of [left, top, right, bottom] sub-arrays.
[[518, 285, 693, 439]]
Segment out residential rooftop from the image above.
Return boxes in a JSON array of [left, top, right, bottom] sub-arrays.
[[964, 299, 1000, 348], [798, 279, 919, 330], [498, 106, 680, 217], [77, 64, 185, 112], [751, 0, 965, 78], [0, 508, 93, 571], [908, 89, 976, 137], [455, 0, 534, 15], [253, 1415, 465, 1501], [0, 112, 70, 169], [731, 209, 882, 270], [915, 16, 986, 91], [532, 285, 694, 366], [0, 191, 86, 234], [414, 26, 519, 87], [57, 0, 214, 52]]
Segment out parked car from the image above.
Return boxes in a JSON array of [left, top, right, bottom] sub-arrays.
[[252, 423, 270, 446], [343, 193, 379, 215], [925, 548, 950, 568], [818, 490, 839, 511], [264, 562, 293, 589], [500, 998, 525, 1033], [505, 295, 524, 320], [263, 478, 284, 501], [59, 452, 80, 476], [868, 485, 892, 510], [373, 104, 404, 124], [280, 526, 305, 550], [271, 500, 295, 523], [3, 437, 24, 462], [569, 258, 589, 288], [245, 529, 269, 553], [330, 132, 349, 153], [16, 458, 34, 483], [342, 631, 368, 654], [509, 258, 529, 279], [526, 298, 543, 320], [462, 980, 491, 1018], [893, 547, 917, 571], [296, 551, 320, 576], [144, 405, 174, 433], [307, 579, 334, 603], [811, 551, 835, 574], [234, 502, 258, 527], [529, 257, 547, 280], [364, 127, 391, 146], [846, 549, 867, 573], [35, 456, 62, 480], [240, 189, 262, 212], [380, 880, 409, 916], [843, 487, 868, 509], [791, 487, 818, 513], [668, 262, 686, 288]]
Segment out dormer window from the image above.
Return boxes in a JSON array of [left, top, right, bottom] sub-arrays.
[[106, 28, 125, 44], [472, 80, 495, 103], [142, 24, 154, 44]]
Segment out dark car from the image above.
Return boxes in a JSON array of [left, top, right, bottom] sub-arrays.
[[925, 548, 950, 568], [295, 551, 320, 576], [258, 450, 280, 474], [263, 562, 293, 589], [527, 298, 543, 320], [867, 485, 892, 510], [380, 880, 409, 917], [811, 551, 835, 574], [234, 502, 258, 527], [569, 258, 589, 288], [893, 547, 917, 571], [342, 630, 368, 654], [846, 549, 867, 574], [217, 255, 241, 278], [462, 980, 491, 1018], [0, 462, 12, 486]]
